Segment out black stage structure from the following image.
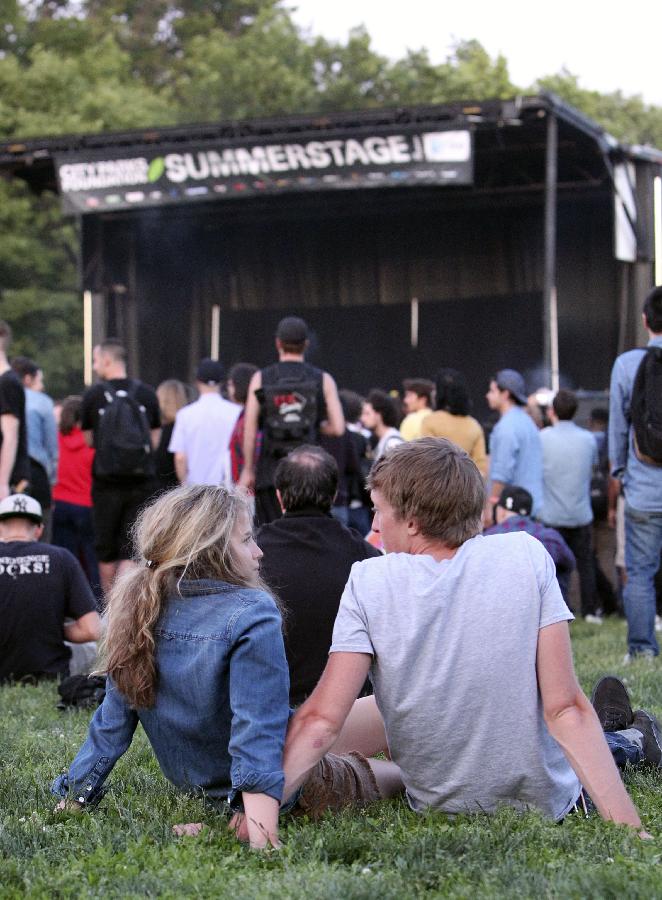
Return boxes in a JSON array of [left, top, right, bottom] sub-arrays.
[[2, 93, 661, 411]]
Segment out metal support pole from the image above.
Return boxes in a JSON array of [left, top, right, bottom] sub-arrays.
[[543, 112, 559, 391], [83, 290, 93, 386], [410, 297, 419, 349], [211, 305, 220, 361], [655, 176, 662, 286]]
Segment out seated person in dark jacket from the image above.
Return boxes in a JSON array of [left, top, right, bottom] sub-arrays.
[[484, 484, 576, 601], [257, 444, 381, 706]]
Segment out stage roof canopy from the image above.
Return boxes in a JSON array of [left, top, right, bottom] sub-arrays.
[[2, 92, 661, 216]]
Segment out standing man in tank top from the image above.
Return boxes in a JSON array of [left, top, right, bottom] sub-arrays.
[[239, 317, 345, 525]]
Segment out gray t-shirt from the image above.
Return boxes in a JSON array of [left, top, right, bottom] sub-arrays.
[[331, 531, 581, 820]]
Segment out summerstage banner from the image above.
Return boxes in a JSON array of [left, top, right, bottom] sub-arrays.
[[55, 127, 473, 214]]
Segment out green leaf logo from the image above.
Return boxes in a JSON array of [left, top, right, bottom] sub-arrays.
[[148, 157, 165, 182]]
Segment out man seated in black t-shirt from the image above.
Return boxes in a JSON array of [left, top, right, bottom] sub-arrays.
[[0, 319, 30, 501], [81, 339, 161, 597], [0, 494, 101, 683], [257, 445, 380, 706]]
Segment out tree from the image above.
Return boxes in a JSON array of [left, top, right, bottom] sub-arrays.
[[535, 70, 662, 148], [1, 1, 661, 394]]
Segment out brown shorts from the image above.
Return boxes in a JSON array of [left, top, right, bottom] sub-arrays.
[[293, 752, 382, 821]]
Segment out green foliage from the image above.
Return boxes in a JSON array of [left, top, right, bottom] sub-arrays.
[[1, 1, 661, 391], [384, 40, 515, 107], [535, 69, 662, 147], [0, 178, 81, 396], [0, 619, 660, 897]]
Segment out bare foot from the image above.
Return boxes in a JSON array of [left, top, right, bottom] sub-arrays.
[[172, 822, 205, 837]]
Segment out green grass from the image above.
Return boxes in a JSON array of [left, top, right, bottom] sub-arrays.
[[1, 619, 660, 899]]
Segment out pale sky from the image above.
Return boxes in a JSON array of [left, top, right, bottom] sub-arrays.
[[289, 0, 662, 107]]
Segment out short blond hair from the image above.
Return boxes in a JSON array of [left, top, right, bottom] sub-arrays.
[[368, 438, 485, 547]]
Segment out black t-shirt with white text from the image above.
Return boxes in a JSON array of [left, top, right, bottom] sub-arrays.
[[0, 369, 30, 486], [81, 378, 160, 485], [0, 540, 97, 681]]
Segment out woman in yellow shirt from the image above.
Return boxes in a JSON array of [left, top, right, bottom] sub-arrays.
[[421, 368, 488, 478]]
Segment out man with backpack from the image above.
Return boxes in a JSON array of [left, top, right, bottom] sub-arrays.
[[609, 286, 662, 661], [81, 339, 160, 596], [239, 317, 345, 525]]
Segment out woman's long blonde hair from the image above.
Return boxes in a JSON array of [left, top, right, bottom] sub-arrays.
[[102, 484, 260, 709]]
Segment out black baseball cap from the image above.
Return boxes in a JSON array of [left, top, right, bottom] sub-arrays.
[[196, 358, 224, 385], [497, 485, 533, 517]]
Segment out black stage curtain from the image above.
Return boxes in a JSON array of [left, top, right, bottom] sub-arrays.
[[90, 191, 617, 397]]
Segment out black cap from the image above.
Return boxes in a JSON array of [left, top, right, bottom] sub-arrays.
[[497, 485, 533, 517], [196, 358, 224, 385], [276, 316, 308, 344]]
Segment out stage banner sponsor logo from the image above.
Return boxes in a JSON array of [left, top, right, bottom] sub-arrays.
[[55, 127, 473, 213]]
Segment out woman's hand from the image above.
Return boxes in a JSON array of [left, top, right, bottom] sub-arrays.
[[54, 798, 84, 813], [172, 822, 205, 837], [228, 812, 250, 842]]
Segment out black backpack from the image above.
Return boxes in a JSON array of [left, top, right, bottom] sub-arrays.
[[630, 347, 662, 466], [56, 675, 106, 710], [258, 364, 321, 461], [94, 381, 155, 479]]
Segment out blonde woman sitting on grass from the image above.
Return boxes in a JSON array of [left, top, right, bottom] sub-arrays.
[[52, 484, 402, 848]]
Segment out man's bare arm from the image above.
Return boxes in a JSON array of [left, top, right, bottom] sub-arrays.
[[64, 611, 102, 644], [318, 373, 345, 437], [174, 452, 187, 484], [537, 621, 644, 831], [0, 413, 19, 499], [150, 427, 161, 452], [83, 429, 94, 448], [282, 652, 371, 802], [239, 371, 262, 490]]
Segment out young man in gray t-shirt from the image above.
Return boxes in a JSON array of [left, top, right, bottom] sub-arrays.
[[282, 439, 650, 835]]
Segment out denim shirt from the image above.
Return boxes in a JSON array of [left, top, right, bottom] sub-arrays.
[[609, 335, 662, 512], [25, 388, 58, 479], [489, 406, 544, 515], [539, 421, 597, 527], [51, 579, 290, 808]]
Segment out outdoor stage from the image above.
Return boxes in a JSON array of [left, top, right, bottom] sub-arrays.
[[2, 93, 660, 407]]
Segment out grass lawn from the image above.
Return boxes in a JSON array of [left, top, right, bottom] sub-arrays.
[[1, 618, 660, 899]]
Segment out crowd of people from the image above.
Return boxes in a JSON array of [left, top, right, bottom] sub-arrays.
[[1, 288, 661, 848]]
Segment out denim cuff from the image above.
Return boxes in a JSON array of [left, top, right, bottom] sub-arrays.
[[51, 757, 111, 807], [228, 767, 285, 810]]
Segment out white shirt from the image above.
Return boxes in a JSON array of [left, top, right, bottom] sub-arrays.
[[168, 393, 241, 486]]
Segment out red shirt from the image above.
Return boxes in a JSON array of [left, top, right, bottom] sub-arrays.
[[52, 427, 95, 507]]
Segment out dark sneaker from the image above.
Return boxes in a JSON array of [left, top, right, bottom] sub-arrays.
[[590, 676, 633, 732], [632, 710, 662, 767]]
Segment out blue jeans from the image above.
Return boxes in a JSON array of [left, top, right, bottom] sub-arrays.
[[52, 501, 102, 604], [605, 729, 645, 767], [624, 505, 662, 656], [347, 506, 372, 537]]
